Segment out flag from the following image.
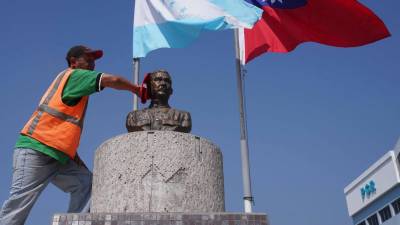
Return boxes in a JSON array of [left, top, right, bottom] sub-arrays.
[[241, 0, 391, 64], [133, 0, 262, 58]]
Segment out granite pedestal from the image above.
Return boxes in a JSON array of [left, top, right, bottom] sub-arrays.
[[51, 131, 269, 225], [91, 131, 225, 213]]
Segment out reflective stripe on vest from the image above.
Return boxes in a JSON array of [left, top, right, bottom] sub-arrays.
[[37, 104, 82, 128]]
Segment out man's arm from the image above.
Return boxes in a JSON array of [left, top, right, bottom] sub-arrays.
[[100, 74, 140, 95]]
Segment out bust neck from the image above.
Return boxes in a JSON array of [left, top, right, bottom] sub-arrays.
[[149, 99, 170, 109]]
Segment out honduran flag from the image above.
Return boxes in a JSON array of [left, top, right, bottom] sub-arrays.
[[240, 0, 391, 64], [133, 0, 262, 58]]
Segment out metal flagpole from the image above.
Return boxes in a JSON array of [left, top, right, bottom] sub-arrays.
[[133, 58, 140, 111], [234, 29, 254, 213]]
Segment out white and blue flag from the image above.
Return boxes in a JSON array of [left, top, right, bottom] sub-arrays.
[[133, 0, 262, 58]]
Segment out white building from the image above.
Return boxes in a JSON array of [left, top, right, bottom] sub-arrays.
[[344, 140, 400, 225]]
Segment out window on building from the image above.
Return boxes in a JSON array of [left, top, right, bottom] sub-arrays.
[[392, 197, 400, 215], [379, 206, 392, 223], [367, 214, 379, 225], [357, 221, 366, 225]]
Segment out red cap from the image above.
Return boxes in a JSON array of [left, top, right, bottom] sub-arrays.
[[66, 45, 103, 62]]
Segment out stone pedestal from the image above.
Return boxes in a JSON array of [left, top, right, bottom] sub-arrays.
[[51, 131, 270, 225], [91, 131, 225, 213]]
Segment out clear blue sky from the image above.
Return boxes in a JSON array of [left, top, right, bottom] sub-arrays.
[[0, 1, 399, 225]]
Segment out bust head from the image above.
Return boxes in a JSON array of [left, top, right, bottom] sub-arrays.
[[146, 70, 173, 108]]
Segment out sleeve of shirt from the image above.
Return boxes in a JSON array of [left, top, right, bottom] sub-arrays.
[[62, 69, 103, 106]]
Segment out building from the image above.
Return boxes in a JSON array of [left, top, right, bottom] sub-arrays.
[[344, 139, 400, 225]]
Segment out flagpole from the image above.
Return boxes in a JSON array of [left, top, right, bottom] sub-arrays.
[[234, 29, 253, 213], [133, 58, 140, 111]]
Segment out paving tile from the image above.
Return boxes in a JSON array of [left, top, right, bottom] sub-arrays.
[[51, 213, 267, 225]]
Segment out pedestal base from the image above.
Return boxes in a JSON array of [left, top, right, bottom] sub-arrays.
[[51, 212, 268, 225]]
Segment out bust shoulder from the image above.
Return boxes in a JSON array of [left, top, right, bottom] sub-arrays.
[[126, 109, 151, 132], [168, 108, 191, 118]]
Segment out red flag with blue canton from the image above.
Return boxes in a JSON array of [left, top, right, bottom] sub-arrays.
[[242, 0, 391, 63]]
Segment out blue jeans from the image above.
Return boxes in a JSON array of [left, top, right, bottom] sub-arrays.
[[0, 148, 92, 225]]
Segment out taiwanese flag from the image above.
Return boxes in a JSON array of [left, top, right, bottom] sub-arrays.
[[242, 0, 391, 63]]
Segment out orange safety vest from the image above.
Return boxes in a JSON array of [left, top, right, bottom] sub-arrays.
[[21, 69, 89, 159]]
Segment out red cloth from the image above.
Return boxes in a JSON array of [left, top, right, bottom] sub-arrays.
[[244, 0, 391, 63], [140, 73, 151, 104]]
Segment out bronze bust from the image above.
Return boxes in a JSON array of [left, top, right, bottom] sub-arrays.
[[126, 70, 192, 133]]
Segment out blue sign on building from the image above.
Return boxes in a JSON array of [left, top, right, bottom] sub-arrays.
[[361, 181, 376, 200]]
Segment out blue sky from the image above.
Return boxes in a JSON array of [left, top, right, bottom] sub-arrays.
[[0, 1, 399, 225]]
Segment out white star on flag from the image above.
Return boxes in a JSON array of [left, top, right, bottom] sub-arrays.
[[270, 0, 284, 3]]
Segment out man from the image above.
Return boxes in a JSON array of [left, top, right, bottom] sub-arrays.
[[0, 45, 144, 225]]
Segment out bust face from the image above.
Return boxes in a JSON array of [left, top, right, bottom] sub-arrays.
[[149, 71, 173, 99]]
